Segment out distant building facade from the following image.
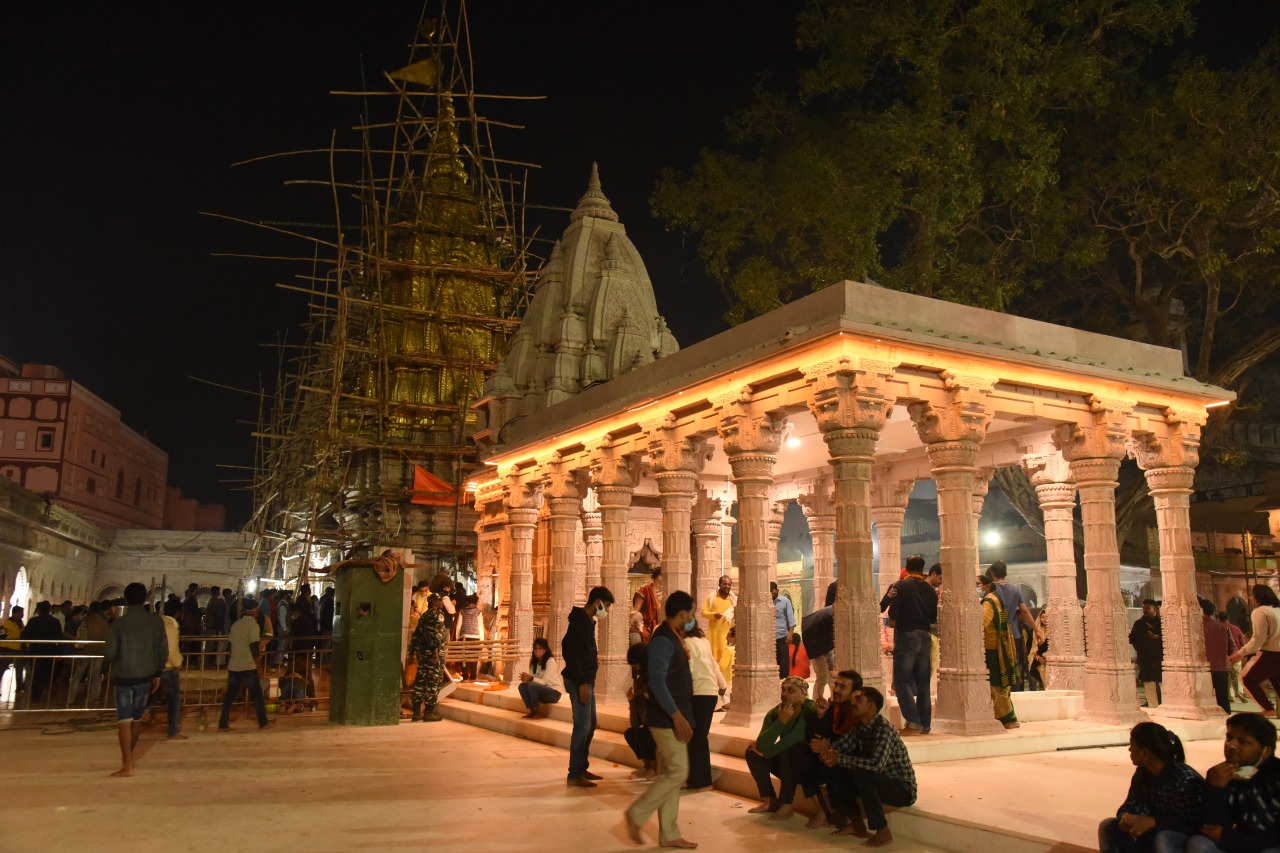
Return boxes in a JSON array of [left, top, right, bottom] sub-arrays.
[[0, 360, 166, 529], [0, 357, 250, 619]]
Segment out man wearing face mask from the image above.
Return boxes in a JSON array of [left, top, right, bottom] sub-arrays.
[[561, 585, 615, 788], [626, 590, 698, 849], [1175, 712, 1280, 853]]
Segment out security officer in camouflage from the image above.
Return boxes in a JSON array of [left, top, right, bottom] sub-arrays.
[[410, 593, 447, 722]]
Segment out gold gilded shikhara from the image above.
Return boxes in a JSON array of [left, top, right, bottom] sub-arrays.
[[369, 93, 515, 437], [248, 2, 530, 581]]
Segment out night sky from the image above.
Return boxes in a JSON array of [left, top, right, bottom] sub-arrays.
[[1, 2, 795, 524], [2, 3, 1274, 527]]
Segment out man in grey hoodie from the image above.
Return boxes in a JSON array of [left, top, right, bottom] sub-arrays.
[[103, 582, 168, 777]]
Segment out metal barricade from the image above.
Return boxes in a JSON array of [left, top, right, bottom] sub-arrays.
[[0, 634, 333, 723]]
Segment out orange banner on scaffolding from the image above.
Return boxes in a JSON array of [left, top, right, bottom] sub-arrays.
[[410, 466, 461, 506]]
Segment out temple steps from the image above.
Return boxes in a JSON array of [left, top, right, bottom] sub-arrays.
[[440, 683, 1197, 853]]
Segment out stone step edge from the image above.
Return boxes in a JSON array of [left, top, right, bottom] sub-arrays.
[[441, 695, 1094, 853], [447, 683, 1225, 767]]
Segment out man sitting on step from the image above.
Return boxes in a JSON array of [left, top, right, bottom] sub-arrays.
[[814, 686, 917, 848]]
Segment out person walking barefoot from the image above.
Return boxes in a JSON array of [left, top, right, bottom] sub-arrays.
[[626, 591, 699, 849]]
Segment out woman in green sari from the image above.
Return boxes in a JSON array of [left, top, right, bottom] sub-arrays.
[[979, 574, 1020, 729]]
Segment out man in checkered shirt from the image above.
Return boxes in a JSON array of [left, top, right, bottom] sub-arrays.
[[814, 686, 917, 848]]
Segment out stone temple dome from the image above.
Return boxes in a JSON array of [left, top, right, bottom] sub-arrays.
[[479, 164, 679, 439]]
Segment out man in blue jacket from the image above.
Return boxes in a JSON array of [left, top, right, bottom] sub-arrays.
[[626, 590, 697, 849]]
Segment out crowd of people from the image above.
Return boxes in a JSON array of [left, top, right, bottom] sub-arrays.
[[0, 579, 341, 776], [497, 564, 1280, 850], [518, 576, 922, 849], [0, 581, 334, 706]]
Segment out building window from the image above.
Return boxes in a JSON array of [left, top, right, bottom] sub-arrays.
[[86, 478, 96, 495], [7, 380, 31, 392], [0, 429, 4, 448], [134, 476, 142, 507], [101, 453, 107, 469], [36, 428, 54, 451], [115, 469, 125, 499], [90, 449, 97, 464], [14, 431, 26, 450]]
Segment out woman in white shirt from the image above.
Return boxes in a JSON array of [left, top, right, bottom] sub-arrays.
[[683, 622, 727, 791], [517, 637, 563, 719], [1229, 584, 1280, 718]]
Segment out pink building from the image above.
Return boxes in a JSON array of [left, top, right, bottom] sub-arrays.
[[0, 359, 167, 529]]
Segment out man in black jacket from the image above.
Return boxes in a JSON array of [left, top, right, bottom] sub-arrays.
[[626, 590, 697, 849], [21, 600, 64, 703], [884, 555, 937, 736], [561, 585, 614, 788]]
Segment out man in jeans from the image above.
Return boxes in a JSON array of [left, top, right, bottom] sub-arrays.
[[159, 599, 186, 739], [560, 585, 614, 787], [816, 686, 917, 847], [218, 598, 272, 732], [885, 556, 937, 736], [103, 582, 168, 777]]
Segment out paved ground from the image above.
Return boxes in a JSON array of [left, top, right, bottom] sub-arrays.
[[0, 712, 956, 853], [0, 709, 1234, 853]]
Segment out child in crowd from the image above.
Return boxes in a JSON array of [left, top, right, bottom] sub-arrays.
[[278, 667, 309, 714], [624, 643, 657, 780], [454, 594, 483, 682]]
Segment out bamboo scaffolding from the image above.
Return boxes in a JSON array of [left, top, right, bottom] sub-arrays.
[[241, 1, 533, 583]]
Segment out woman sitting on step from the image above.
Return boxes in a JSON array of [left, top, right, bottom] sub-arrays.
[[1098, 721, 1203, 853], [517, 637, 563, 719]]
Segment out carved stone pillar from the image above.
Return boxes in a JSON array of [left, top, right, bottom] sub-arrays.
[[908, 374, 1003, 735], [1057, 399, 1145, 725], [768, 499, 790, 586], [543, 456, 583, 657], [1131, 413, 1221, 719], [1022, 449, 1086, 690], [799, 477, 836, 613], [591, 440, 639, 704], [805, 357, 895, 696], [717, 392, 783, 725], [692, 490, 725, 629], [871, 471, 912, 601], [580, 489, 602, 603], [502, 473, 541, 663], [972, 471, 991, 567], [648, 427, 709, 600]]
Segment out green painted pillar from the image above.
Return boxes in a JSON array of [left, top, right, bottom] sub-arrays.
[[330, 564, 404, 726]]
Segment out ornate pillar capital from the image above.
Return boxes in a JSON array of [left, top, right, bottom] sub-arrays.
[[646, 420, 712, 473], [1128, 412, 1202, 472], [870, 466, 913, 511], [798, 476, 836, 521], [802, 356, 897, 433], [538, 453, 584, 503], [715, 388, 784, 458], [1055, 396, 1133, 463], [1021, 448, 1073, 488], [589, 437, 641, 496], [907, 373, 995, 445], [502, 470, 542, 515]]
